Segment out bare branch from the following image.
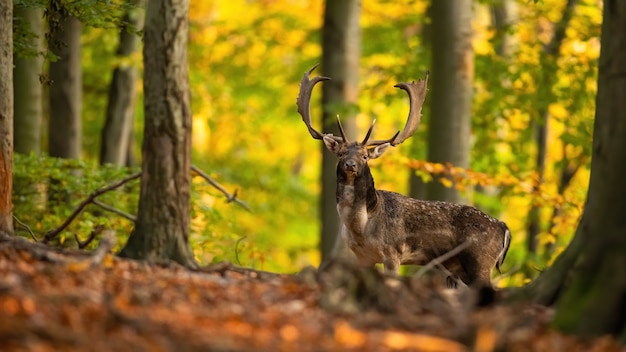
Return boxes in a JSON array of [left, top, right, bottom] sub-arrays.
[[191, 165, 251, 212], [43, 172, 141, 243], [234, 236, 247, 266], [414, 240, 471, 279], [93, 199, 136, 222]]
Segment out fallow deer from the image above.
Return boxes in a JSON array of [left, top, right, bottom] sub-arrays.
[[297, 64, 511, 288]]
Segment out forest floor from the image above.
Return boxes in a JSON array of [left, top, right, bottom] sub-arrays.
[[0, 234, 623, 352]]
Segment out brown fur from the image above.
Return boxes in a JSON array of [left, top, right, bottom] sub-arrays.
[[325, 139, 511, 288]]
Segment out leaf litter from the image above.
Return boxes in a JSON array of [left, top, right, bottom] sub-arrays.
[[0, 234, 622, 352]]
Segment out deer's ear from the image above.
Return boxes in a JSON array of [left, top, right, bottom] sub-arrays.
[[323, 136, 342, 154], [368, 143, 390, 159]]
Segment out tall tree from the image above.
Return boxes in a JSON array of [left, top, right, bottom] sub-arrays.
[[0, 0, 14, 234], [100, 1, 143, 166], [48, 0, 82, 159], [490, 0, 518, 58], [319, 0, 361, 264], [119, 0, 196, 268], [13, 7, 44, 155], [520, 0, 626, 339], [427, 0, 473, 203]]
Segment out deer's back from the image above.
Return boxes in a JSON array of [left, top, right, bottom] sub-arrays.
[[374, 191, 508, 264]]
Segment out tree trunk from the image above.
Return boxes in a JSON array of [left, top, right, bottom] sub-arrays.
[[408, 3, 430, 201], [118, 0, 196, 268], [490, 0, 518, 57], [100, 3, 142, 166], [427, 0, 473, 203], [48, 1, 82, 160], [0, 0, 14, 234], [319, 0, 361, 265], [13, 7, 44, 155], [549, 0, 626, 338]]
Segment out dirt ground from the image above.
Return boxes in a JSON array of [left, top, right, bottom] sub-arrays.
[[0, 234, 623, 352]]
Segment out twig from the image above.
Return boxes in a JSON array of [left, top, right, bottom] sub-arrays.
[[234, 236, 247, 266], [414, 240, 471, 279], [43, 172, 141, 243], [13, 215, 38, 241], [93, 199, 137, 222], [191, 165, 252, 212], [73, 225, 105, 249]]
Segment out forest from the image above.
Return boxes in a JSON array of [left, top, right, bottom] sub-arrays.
[[1, 0, 626, 350]]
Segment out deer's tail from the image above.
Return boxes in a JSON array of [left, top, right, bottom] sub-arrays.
[[496, 224, 511, 273]]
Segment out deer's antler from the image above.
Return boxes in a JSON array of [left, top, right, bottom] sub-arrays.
[[365, 72, 429, 147], [297, 64, 344, 142]]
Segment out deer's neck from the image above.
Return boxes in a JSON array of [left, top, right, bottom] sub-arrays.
[[336, 165, 378, 237]]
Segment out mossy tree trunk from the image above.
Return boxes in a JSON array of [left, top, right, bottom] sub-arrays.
[[13, 7, 44, 156], [521, 0, 626, 340], [118, 0, 196, 268]]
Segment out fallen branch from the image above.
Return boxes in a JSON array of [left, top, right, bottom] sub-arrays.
[[191, 165, 251, 212], [44, 165, 249, 243], [43, 172, 141, 243]]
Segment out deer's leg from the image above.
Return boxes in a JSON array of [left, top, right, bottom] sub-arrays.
[[383, 257, 400, 275], [442, 258, 468, 288], [473, 268, 493, 288]]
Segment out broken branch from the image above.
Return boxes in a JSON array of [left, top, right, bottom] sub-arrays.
[[73, 225, 105, 249], [43, 172, 141, 243]]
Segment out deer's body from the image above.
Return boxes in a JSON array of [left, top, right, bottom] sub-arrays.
[[332, 143, 511, 286], [297, 65, 511, 288]]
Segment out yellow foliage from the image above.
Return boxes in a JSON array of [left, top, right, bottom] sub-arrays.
[[155, 0, 602, 276]]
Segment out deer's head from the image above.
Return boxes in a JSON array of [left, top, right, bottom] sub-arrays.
[[296, 64, 429, 178]]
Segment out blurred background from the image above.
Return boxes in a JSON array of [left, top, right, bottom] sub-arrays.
[[12, 0, 601, 287]]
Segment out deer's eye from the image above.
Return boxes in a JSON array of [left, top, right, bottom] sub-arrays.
[[363, 155, 368, 160]]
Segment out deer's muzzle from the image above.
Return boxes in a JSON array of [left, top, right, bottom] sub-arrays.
[[343, 159, 358, 173]]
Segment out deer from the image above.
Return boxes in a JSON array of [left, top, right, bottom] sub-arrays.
[[296, 64, 511, 288]]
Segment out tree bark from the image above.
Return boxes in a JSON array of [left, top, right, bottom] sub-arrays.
[[13, 7, 44, 155], [100, 3, 142, 166], [118, 0, 196, 268], [549, 0, 626, 338], [427, 0, 473, 203], [48, 1, 82, 160], [0, 0, 14, 234], [319, 0, 361, 264]]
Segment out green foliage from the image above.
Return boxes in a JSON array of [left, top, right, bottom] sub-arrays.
[[13, 0, 141, 59], [13, 153, 140, 248]]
